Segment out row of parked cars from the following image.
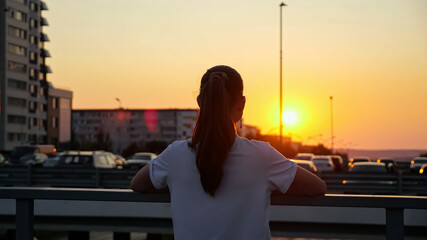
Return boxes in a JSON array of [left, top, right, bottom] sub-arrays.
[[0, 145, 158, 170], [291, 153, 427, 174]]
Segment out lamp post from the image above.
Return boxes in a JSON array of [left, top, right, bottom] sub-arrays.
[[330, 96, 334, 153], [115, 98, 122, 109], [279, 2, 287, 147]]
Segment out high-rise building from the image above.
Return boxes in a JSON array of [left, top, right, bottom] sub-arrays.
[[0, 0, 51, 151]]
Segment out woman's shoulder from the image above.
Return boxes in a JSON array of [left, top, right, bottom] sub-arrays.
[[166, 138, 193, 152], [235, 137, 272, 151]]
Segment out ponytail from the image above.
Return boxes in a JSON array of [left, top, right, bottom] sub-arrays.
[[189, 66, 243, 196]]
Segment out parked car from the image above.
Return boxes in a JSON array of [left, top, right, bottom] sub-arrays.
[[377, 157, 398, 173], [7, 152, 48, 167], [311, 156, 334, 172], [343, 162, 397, 193], [105, 152, 126, 169], [294, 153, 315, 161], [329, 155, 344, 172], [410, 157, 427, 173], [0, 154, 6, 166], [114, 154, 126, 168], [348, 157, 371, 168], [125, 152, 158, 169], [350, 162, 388, 173], [291, 159, 318, 173], [56, 151, 117, 169], [8, 145, 56, 165], [43, 152, 65, 167]]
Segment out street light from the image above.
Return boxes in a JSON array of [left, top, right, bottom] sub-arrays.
[[115, 98, 122, 109], [330, 96, 334, 153], [279, 2, 287, 147]]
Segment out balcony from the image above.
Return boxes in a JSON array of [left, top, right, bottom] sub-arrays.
[[40, 1, 48, 11], [40, 64, 52, 73], [40, 49, 51, 58], [40, 17, 49, 26], [40, 33, 49, 42]]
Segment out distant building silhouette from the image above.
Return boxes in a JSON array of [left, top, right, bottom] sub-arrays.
[[72, 109, 198, 153]]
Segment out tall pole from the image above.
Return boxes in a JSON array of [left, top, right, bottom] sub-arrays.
[[330, 96, 334, 153], [279, 2, 286, 147]]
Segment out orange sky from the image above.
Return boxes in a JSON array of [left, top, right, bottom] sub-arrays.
[[43, 0, 427, 150]]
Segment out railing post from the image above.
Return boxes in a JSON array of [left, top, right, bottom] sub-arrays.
[[27, 164, 33, 187], [16, 199, 34, 240], [397, 171, 403, 194], [386, 208, 404, 240], [96, 168, 101, 188]]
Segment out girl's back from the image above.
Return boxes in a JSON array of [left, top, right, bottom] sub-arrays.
[[150, 137, 297, 240]]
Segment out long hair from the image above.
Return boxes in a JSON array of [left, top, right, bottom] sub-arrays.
[[189, 65, 244, 197]]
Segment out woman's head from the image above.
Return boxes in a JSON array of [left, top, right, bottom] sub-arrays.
[[190, 65, 245, 196], [198, 65, 245, 123]]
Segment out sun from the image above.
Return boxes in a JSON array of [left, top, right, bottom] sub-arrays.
[[283, 111, 297, 125]]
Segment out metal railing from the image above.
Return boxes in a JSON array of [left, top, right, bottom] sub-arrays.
[[1, 187, 427, 240], [1, 166, 427, 194]]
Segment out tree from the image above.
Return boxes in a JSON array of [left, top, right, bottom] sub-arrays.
[[92, 130, 113, 152]]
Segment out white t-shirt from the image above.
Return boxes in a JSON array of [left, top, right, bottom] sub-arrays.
[[149, 137, 297, 240]]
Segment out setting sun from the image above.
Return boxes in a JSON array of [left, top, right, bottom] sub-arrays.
[[283, 111, 297, 125]]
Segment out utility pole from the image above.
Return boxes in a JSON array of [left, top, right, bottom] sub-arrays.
[[279, 2, 286, 148], [330, 96, 334, 153]]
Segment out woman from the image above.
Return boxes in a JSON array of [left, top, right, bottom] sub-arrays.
[[131, 65, 326, 240]]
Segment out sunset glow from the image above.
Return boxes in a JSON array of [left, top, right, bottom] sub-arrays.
[[43, 0, 427, 150], [283, 111, 297, 125]]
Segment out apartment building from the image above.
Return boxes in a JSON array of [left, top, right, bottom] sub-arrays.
[[72, 109, 198, 153], [47, 83, 72, 147], [0, 0, 62, 151]]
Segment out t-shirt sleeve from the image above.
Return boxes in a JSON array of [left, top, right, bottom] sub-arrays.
[[266, 143, 297, 193], [149, 144, 173, 189]]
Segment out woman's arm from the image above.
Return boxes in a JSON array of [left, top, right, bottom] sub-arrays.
[[285, 166, 327, 196], [130, 164, 155, 193]]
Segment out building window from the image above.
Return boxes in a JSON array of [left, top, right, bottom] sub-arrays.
[[8, 61, 26, 73], [8, 97, 27, 108], [28, 134, 37, 143], [39, 72, 44, 81], [30, 117, 38, 126], [29, 84, 38, 97], [8, 25, 27, 39], [29, 68, 38, 80], [8, 43, 27, 56], [7, 8, 27, 22], [29, 101, 37, 113], [30, 18, 38, 29], [52, 97, 58, 109], [30, 2, 38, 11], [8, 115, 26, 125], [52, 118, 57, 129], [8, 79, 27, 91], [7, 133, 26, 142], [30, 51, 37, 63], [30, 35, 38, 45]]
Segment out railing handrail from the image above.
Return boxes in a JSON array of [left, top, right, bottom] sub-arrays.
[[0, 187, 426, 209], [1, 187, 427, 240]]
